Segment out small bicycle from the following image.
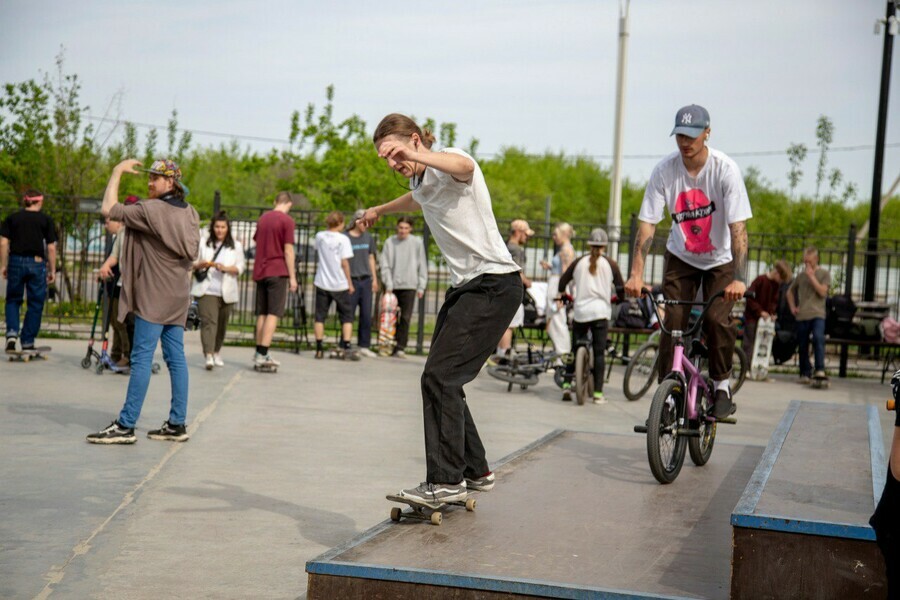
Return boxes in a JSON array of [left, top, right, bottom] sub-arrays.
[[633, 288, 752, 484]]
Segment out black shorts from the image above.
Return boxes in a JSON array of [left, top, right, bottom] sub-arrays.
[[315, 287, 354, 324], [255, 277, 289, 317]]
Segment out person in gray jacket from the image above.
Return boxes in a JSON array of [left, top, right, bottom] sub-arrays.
[[380, 216, 427, 357]]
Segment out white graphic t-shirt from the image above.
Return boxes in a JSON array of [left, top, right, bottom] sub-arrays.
[[314, 230, 354, 292], [638, 147, 752, 270]]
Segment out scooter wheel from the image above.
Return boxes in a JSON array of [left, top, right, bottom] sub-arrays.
[[81, 357, 92, 369], [96, 364, 104, 375], [151, 363, 161, 374]]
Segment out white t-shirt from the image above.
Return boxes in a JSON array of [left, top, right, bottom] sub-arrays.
[[639, 147, 752, 270], [570, 255, 618, 323], [205, 242, 225, 297], [412, 148, 519, 287], [314, 230, 353, 292]]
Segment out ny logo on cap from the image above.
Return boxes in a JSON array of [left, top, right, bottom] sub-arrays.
[[681, 113, 693, 124]]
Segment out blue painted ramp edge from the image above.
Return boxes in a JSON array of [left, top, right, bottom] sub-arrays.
[[306, 559, 696, 600], [732, 401, 881, 541]]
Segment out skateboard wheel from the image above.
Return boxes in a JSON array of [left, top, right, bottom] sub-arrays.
[[430, 512, 442, 526], [390, 507, 402, 522], [465, 498, 476, 511]]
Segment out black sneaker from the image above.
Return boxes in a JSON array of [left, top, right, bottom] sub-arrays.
[[21, 343, 34, 351], [5, 337, 17, 353], [147, 421, 189, 442], [314, 349, 324, 359], [711, 390, 736, 419], [465, 471, 495, 491], [87, 421, 136, 445], [398, 481, 467, 508]]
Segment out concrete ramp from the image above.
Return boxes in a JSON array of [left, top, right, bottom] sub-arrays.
[[307, 430, 761, 599]]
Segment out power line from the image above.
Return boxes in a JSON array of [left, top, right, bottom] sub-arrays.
[[85, 114, 900, 161]]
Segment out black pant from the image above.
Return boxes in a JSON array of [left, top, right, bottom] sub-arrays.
[[566, 319, 609, 392], [422, 272, 522, 483], [394, 289, 417, 351]]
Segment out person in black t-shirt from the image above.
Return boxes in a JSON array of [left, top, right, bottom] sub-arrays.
[[1, 189, 58, 352], [871, 368, 900, 597]]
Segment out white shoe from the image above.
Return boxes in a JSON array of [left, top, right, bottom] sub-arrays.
[[205, 355, 215, 370], [213, 354, 225, 367], [393, 350, 407, 359], [358, 348, 377, 358]]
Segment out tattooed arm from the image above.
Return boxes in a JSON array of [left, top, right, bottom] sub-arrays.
[[724, 220, 749, 301], [624, 221, 656, 297]]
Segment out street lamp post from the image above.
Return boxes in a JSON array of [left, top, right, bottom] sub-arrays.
[[864, 0, 898, 302]]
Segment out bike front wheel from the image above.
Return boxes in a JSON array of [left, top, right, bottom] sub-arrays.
[[689, 379, 717, 466], [623, 341, 658, 401], [574, 346, 594, 405], [647, 379, 687, 484]]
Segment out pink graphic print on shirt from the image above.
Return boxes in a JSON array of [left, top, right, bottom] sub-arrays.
[[673, 189, 717, 254]]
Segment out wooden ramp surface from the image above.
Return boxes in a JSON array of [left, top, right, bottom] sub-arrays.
[[308, 430, 762, 600]]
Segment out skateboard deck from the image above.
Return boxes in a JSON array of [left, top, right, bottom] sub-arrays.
[[377, 293, 399, 357], [253, 363, 278, 373], [750, 318, 776, 381], [386, 493, 476, 526], [6, 346, 51, 362], [812, 373, 830, 389]]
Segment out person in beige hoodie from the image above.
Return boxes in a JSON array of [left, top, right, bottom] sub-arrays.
[[87, 158, 200, 445]]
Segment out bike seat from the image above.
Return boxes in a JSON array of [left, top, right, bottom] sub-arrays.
[[688, 339, 708, 359]]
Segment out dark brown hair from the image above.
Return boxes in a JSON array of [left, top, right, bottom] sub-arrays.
[[397, 216, 415, 228], [275, 191, 293, 206], [206, 211, 235, 249], [372, 114, 436, 149]]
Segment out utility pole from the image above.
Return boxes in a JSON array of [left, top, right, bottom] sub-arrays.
[[607, 0, 630, 260], [864, 0, 897, 301]]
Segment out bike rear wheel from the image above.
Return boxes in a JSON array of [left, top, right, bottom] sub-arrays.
[[623, 341, 658, 401], [574, 346, 593, 405], [647, 379, 687, 484], [688, 378, 717, 466]]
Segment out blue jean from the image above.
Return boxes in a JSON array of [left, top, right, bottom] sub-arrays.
[[349, 276, 374, 348], [4, 255, 47, 345], [118, 316, 189, 428], [796, 317, 826, 376]]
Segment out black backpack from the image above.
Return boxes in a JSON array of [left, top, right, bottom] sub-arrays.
[[826, 294, 856, 338], [615, 296, 651, 329]]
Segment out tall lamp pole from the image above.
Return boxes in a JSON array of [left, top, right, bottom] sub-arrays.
[[608, 0, 630, 260], [864, 0, 898, 302]]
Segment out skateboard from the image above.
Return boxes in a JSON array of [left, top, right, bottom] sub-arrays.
[[811, 373, 830, 389], [377, 293, 399, 357], [386, 493, 476, 526], [6, 346, 51, 362], [750, 318, 776, 381], [253, 362, 278, 373], [329, 348, 361, 361]]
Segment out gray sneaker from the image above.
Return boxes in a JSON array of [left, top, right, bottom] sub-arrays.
[[5, 336, 17, 353], [398, 481, 467, 507], [797, 375, 811, 385], [465, 471, 495, 491], [86, 421, 136, 445]]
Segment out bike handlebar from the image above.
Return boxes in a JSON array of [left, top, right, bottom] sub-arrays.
[[640, 287, 755, 339]]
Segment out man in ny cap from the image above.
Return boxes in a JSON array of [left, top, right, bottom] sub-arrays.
[[625, 105, 752, 418], [1, 189, 57, 352], [345, 209, 379, 357], [495, 219, 534, 360], [88, 158, 200, 444]]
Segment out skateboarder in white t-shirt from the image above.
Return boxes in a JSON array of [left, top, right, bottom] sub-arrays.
[[364, 113, 521, 507], [625, 105, 752, 419]]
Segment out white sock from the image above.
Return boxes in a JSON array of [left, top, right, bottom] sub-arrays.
[[714, 379, 731, 396]]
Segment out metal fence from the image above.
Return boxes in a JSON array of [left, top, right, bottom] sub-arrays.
[[3, 195, 900, 355]]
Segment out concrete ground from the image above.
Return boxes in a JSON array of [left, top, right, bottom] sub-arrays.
[[1, 335, 894, 600]]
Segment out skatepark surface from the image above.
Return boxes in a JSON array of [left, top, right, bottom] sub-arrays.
[[1, 337, 894, 599]]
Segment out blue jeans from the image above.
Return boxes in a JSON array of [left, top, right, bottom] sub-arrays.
[[4, 255, 47, 345], [118, 316, 189, 428], [796, 317, 826, 376], [349, 276, 374, 348]]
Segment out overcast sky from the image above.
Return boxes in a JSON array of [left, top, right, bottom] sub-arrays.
[[2, 0, 899, 205]]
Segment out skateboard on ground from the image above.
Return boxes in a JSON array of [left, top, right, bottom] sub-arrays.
[[329, 348, 360, 361], [253, 362, 278, 374], [377, 293, 398, 357], [6, 346, 51, 362], [811, 372, 830, 389], [386, 493, 476, 526], [750, 317, 776, 381]]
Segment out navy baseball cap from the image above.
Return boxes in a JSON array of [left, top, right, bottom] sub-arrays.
[[670, 105, 710, 138]]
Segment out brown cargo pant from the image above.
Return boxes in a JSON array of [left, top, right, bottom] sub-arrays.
[[658, 251, 736, 383]]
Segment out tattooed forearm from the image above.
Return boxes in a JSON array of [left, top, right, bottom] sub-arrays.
[[730, 221, 749, 283]]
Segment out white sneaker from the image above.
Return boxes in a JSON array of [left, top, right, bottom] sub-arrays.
[[205, 355, 215, 370], [263, 354, 280, 366], [358, 347, 377, 358], [393, 350, 407, 359], [213, 354, 225, 367]]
